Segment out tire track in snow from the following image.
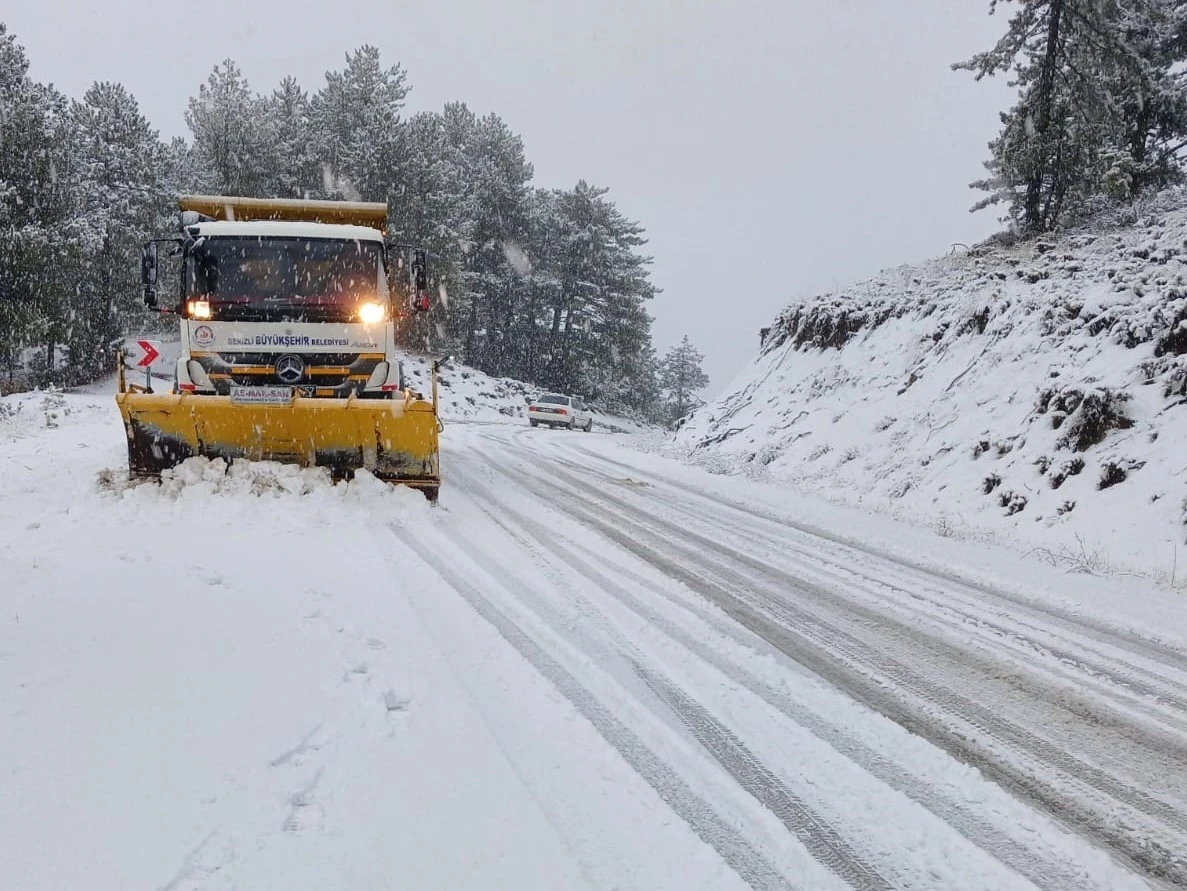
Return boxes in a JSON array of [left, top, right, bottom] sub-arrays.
[[470, 444, 1185, 887], [446, 458, 1105, 891], [630, 660, 893, 891], [390, 524, 797, 891], [536, 459, 1187, 880], [565, 445, 1187, 730], [529, 449, 1187, 788], [554, 435, 1187, 673], [541, 459, 1187, 815], [567, 459, 1187, 743], [440, 465, 901, 890]]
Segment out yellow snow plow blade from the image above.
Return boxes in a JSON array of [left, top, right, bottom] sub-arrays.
[[115, 392, 441, 500]]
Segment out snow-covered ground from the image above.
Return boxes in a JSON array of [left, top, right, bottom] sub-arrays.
[[0, 387, 728, 890], [3, 382, 1186, 890], [675, 189, 1187, 583]]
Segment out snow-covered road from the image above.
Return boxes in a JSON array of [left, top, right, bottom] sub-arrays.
[[3, 388, 1186, 890]]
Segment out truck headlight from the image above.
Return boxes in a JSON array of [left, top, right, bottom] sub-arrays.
[[357, 302, 386, 324]]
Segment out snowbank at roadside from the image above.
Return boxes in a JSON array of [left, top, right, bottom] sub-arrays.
[[674, 190, 1187, 582]]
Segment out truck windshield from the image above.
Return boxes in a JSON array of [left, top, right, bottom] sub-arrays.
[[186, 236, 387, 322]]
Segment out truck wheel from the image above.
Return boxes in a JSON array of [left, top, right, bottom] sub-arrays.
[[530, 419, 539, 427], [584, 419, 593, 432]]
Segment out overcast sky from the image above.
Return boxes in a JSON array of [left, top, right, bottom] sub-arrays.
[[8, 0, 1014, 394]]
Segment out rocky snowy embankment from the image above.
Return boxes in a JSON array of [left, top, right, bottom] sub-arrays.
[[675, 191, 1187, 581]]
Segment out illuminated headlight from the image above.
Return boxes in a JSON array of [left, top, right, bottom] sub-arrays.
[[187, 299, 212, 320], [357, 302, 386, 324]]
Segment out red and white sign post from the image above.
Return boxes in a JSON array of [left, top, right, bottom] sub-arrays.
[[135, 339, 160, 392]]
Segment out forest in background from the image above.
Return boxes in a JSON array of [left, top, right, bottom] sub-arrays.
[[0, 26, 708, 423]]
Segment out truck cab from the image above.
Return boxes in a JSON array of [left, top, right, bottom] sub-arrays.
[[143, 196, 427, 403]]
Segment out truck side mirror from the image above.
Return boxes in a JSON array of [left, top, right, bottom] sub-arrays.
[[413, 249, 428, 292], [141, 242, 158, 308], [411, 249, 430, 312]]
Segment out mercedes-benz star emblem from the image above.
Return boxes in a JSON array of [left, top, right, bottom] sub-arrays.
[[274, 354, 305, 384]]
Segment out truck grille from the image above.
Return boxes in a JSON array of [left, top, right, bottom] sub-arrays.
[[194, 353, 382, 397], [227, 371, 352, 387]]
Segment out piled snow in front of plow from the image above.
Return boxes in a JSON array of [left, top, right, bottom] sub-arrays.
[[97, 455, 422, 502], [674, 189, 1187, 581]]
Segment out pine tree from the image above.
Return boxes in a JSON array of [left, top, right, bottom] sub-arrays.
[[435, 102, 484, 358], [309, 46, 409, 200], [958, 0, 1101, 232], [957, 0, 1187, 232], [0, 24, 73, 385], [62, 81, 166, 380], [385, 105, 470, 353], [160, 135, 205, 199], [185, 59, 270, 195], [264, 76, 321, 198], [659, 335, 709, 426], [538, 181, 657, 413], [1104, 0, 1187, 197], [512, 187, 563, 383], [389, 103, 533, 368], [0, 23, 43, 383], [460, 110, 533, 376]]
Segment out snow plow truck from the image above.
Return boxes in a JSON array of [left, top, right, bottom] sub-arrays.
[[116, 194, 444, 501]]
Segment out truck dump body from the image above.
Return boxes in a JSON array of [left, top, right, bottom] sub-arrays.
[[176, 195, 389, 230]]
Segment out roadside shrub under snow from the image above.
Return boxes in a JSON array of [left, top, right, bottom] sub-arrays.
[[1036, 386, 1133, 452]]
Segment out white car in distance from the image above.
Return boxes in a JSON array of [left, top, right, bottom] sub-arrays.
[[528, 393, 593, 431]]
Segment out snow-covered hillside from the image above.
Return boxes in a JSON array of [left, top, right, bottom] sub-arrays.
[[674, 190, 1187, 581]]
